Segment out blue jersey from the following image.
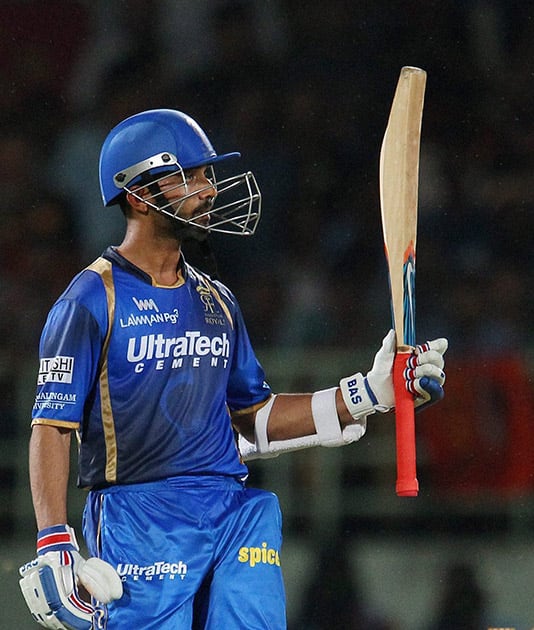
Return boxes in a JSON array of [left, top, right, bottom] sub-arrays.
[[32, 247, 271, 488]]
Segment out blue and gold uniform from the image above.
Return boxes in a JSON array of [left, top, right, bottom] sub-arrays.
[[32, 247, 286, 628]]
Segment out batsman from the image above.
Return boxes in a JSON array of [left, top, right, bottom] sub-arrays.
[[19, 108, 447, 629]]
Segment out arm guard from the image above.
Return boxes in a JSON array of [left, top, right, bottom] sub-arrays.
[[238, 390, 366, 461]]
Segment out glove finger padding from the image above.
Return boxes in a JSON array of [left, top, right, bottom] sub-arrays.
[[413, 376, 444, 407], [417, 338, 448, 356], [405, 362, 445, 387], [78, 557, 123, 604], [405, 337, 448, 409]]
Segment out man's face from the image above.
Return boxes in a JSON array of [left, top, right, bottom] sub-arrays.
[[156, 167, 217, 228], [127, 161, 260, 238]]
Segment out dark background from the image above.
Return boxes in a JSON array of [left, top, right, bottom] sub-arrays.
[[1, 1, 533, 627]]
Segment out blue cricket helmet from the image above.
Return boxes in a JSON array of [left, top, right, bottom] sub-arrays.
[[99, 109, 240, 207]]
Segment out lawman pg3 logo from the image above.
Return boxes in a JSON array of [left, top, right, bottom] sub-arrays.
[[120, 297, 179, 329]]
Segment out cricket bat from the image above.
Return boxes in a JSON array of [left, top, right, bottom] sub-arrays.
[[379, 66, 426, 497]]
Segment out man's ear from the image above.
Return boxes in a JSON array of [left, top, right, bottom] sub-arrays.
[[126, 189, 150, 215]]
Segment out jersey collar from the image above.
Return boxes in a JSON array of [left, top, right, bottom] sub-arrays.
[[102, 246, 189, 286]]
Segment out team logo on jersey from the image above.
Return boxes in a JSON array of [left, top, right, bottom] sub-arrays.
[[197, 285, 226, 326], [116, 560, 188, 582], [38, 356, 74, 385]]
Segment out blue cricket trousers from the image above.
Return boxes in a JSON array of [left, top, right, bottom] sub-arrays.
[[83, 476, 286, 629]]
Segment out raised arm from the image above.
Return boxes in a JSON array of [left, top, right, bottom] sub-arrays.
[[234, 331, 447, 460]]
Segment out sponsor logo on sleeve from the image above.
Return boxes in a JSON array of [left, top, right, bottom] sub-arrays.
[[33, 391, 77, 411], [38, 356, 74, 385]]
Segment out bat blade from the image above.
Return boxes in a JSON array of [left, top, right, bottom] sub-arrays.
[[379, 66, 426, 497]]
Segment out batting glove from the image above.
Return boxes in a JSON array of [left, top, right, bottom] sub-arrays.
[[340, 330, 447, 419], [406, 338, 448, 410], [19, 525, 122, 630]]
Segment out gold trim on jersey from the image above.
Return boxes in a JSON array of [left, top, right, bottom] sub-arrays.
[[152, 267, 186, 289], [31, 418, 79, 430], [87, 258, 118, 483]]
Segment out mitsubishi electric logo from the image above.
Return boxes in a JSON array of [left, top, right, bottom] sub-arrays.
[[38, 356, 74, 385]]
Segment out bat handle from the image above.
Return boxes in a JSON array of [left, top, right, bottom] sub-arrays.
[[394, 348, 419, 496]]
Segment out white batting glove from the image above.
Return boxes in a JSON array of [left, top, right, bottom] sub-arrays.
[[340, 330, 448, 420], [19, 525, 122, 629], [340, 329, 396, 419], [406, 338, 448, 409]]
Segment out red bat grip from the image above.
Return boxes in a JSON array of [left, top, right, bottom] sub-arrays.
[[393, 350, 419, 496]]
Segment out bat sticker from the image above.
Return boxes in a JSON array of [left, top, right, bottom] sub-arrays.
[[403, 242, 416, 347]]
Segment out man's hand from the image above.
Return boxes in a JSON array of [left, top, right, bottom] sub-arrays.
[[406, 338, 448, 410], [340, 330, 448, 419], [19, 525, 122, 629]]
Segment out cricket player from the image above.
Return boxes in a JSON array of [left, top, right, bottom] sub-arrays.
[[19, 109, 447, 629]]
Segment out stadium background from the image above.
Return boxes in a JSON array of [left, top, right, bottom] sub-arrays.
[[1, 1, 533, 627]]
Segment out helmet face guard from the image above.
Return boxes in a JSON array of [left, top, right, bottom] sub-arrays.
[[99, 109, 262, 236], [116, 152, 261, 236]]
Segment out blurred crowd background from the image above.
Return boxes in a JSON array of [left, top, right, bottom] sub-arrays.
[[1, 1, 533, 628]]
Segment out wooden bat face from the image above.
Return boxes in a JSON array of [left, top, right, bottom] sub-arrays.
[[380, 66, 426, 351]]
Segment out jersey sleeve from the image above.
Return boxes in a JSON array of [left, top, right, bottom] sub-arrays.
[[32, 298, 105, 428], [225, 300, 271, 413]]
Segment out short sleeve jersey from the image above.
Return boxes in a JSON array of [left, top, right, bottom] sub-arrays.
[[32, 248, 271, 488]]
